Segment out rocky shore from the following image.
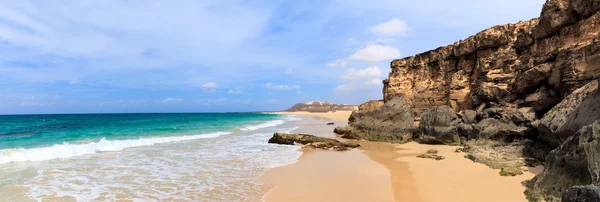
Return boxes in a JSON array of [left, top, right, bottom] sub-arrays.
[[332, 0, 600, 201]]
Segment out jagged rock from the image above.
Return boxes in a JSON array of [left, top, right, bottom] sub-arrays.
[[539, 79, 600, 146], [417, 106, 461, 145], [562, 185, 600, 202], [526, 121, 600, 202], [334, 126, 361, 140], [473, 118, 527, 140], [458, 110, 478, 124], [499, 167, 523, 176], [481, 107, 530, 125], [457, 123, 476, 138], [345, 97, 414, 143], [268, 132, 360, 151], [382, 0, 600, 119], [358, 100, 384, 113]]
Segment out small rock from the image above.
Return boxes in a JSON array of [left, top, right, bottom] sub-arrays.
[[417, 150, 445, 160], [499, 167, 523, 176], [326, 122, 334, 125], [426, 149, 438, 154]]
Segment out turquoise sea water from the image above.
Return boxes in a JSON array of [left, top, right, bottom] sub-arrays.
[[0, 113, 307, 201], [0, 113, 279, 150]]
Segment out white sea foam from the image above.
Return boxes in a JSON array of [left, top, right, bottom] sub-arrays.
[[0, 132, 231, 164], [239, 120, 285, 131]]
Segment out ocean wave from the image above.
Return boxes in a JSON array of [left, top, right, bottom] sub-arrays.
[[0, 132, 231, 164], [239, 120, 285, 131]]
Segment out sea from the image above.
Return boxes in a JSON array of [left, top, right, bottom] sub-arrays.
[[0, 113, 306, 201]]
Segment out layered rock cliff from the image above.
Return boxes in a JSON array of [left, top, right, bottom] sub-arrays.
[[383, 0, 600, 118], [339, 0, 600, 201]]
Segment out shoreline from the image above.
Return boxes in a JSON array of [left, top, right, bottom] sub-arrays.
[[261, 111, 540, 202]]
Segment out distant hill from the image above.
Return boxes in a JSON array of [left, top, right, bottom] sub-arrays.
[[283, 101, 358, 112]]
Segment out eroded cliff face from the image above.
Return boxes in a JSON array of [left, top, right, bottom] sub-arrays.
[[383, 0, 600, 119]]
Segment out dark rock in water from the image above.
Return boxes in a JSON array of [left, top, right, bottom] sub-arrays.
[[268, 132, 360, 151], [345, 97, 414, 143], [526, 121, 600, 202], [562, 185, 600, 202], [417, 106, 461, 145], [539, 80, 600, 147], [326, 122, 334, 125], [499, 167, 523, 176]]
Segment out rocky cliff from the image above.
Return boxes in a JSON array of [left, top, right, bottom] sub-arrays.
[[283, 101, 357, 112], [340, 0, 600, 201], [383, 0, 600, 118]]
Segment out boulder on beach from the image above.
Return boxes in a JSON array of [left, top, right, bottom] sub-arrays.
[[268, 132, 360, 151], [417, 106, 461, 145], [526, 121, 600, 201]]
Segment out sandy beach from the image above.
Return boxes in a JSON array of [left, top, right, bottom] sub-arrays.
[[261, 111, 540, 202], [275, 111, 353, 122]]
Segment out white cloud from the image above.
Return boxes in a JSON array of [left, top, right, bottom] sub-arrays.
[[197, 98, 226, 105], [365, 78, 382, 86], [201, 82, 218, 89], [349, 44, 400, 63], [370, 18, 409, 36], [334, 84, 353, 92], [228, 89, 243, 94], [340, 66, 382, 80], [161, 98, 183, 104], [327, 60, 348, 68], [263, 82, 300, 90]]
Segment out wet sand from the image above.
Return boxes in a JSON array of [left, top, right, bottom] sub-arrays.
[[261, 112, 540, 202]]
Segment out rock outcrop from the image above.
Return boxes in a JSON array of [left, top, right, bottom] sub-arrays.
[[417, 106, 461, 145], [561, 185, 600, 202], [382, 0, 600, 146], [268, 132, 360, 151], [284, 101, 358, 112], [538, 79, 600, 146], [525, 121, 600, 201], [347, 0, 600, 200], [357, 100, 384, 113], [343, 97, 414, 143]]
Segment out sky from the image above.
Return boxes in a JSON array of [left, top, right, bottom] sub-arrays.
[[0, 0, 546, 114]]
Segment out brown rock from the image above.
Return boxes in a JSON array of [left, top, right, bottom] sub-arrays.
[[381, 0, 600, 119], [345, 97, 415, 143], [357, 100, 384, 113], [499, 167, 523, 176], [268, 132, 360, 151]]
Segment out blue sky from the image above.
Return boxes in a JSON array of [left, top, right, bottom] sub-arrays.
[[0, 0, 545, 114]]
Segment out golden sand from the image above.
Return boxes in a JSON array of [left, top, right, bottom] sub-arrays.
[[275, 111, 352, 122], [261, 112, 540, 202]]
